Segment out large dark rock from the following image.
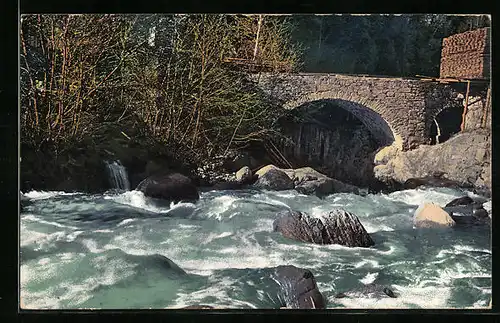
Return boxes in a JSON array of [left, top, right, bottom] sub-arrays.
[[136, 173, 199, 203], [335, 283, 397, 299], [445, 196, 475, 207], [273, 209, 374, 247], [431, 196, 491, 226], [254, 168, 294, 191], [450, 214, 490, 226], [273, 265, 325, 309], [445, 202, 491, 226], [403, 174, 471, 190]]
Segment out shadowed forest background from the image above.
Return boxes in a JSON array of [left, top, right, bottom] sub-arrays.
[[20, 14, 490, 192]]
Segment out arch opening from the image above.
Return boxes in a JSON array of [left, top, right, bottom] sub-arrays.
[[429, 105, 463, 145], [275, 99, 396, 189]]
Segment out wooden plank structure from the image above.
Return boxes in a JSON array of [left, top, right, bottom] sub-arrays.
[[481, 87, 491, 128], [460, 80, 471, 131], [414, 75, 489, 84], [439, 27, 490, 80]]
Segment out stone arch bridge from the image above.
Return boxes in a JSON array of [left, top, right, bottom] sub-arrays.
[[251, 73, 488, 150]]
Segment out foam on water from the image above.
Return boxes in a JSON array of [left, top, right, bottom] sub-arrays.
[[20, 187, 491, 309], [332, 285, 452, 309], [172, 276, 235, 308], [385, 187, 464, 207], [105, 190, 166, 213], [22, 190, 81, 200], [354, 260, 381, 269], [22, 214, 79, 229], [483, 201, 491, 214], [436, 244, 492, 258], [204, 195, 239, 221], [359, 272, 378, 284]]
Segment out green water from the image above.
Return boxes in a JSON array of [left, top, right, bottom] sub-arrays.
[[20, 187, 491, 309]]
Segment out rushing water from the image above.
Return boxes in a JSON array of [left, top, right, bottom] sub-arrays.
[[20, 186, 491, 309], [105, 160, 130, 191]]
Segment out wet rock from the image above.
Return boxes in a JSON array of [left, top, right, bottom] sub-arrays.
[[335, 283, 397, 299], [255, 164, 281, 178], [374, 130, 491, 194], [235, 166, 253, 183], [136, 173, 199, 203], [473, 205, 489, 219], [450, 214, 490, 226], [442, 200, 490, 226], [445, 196, 475, 207], [273, 209, 374, 247], [414, 203, 456, 228], [403, 175, 469, 190], [293, 167, 359, 196], [273, 265, 325, 309], [254, 168, 294, 191]]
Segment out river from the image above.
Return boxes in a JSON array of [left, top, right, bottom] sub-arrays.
[[20, 186, 491, 309]]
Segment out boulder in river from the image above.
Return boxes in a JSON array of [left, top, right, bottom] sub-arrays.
[[444, 202, 490, 227], [235, 166, 253, 183], [293, 167, 359, 196], [273, 265, 325, 309], [445, 196, 475, 207], [413, 203, 455, 228], [403, 174, 469, 190], [136, 173, 199, 203], [273, 209, 374, 247], [210, 165, 257, 191], [450, 214, 490, 226], [255, 164, 280, 178], [254, 168, 294, 191]]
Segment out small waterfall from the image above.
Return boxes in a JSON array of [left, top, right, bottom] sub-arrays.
[[105, 160, 130, 191]]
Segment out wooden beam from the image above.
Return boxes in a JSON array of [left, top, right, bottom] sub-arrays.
[[460, 80, 471, 131], [482, 86, 491, 128]]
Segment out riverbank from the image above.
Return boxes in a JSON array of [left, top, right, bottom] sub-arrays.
[[20, 128, 492, 199]]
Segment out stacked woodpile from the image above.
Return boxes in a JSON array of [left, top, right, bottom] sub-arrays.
[[440, 27, 490, 79]]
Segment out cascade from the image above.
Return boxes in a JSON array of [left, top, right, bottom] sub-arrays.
[[105, 160, 130, 190]]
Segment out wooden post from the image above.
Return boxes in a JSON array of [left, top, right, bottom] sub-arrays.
[[460, 80, 471, 131], [253, 15, 263, 61], [482, 86, 491, 128]]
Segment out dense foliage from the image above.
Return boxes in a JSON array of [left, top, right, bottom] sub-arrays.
[[291, 14, 490, 77], [20, 14, 300, 165]]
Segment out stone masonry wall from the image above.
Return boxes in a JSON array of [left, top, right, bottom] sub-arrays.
[[252, 73, 470, 150]]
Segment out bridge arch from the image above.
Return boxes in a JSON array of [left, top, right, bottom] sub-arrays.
[[283, 91, 403, 150], [277, 97, 402, 188]]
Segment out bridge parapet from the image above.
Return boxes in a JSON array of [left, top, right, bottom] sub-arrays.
[[251, 73, 465, 150]]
